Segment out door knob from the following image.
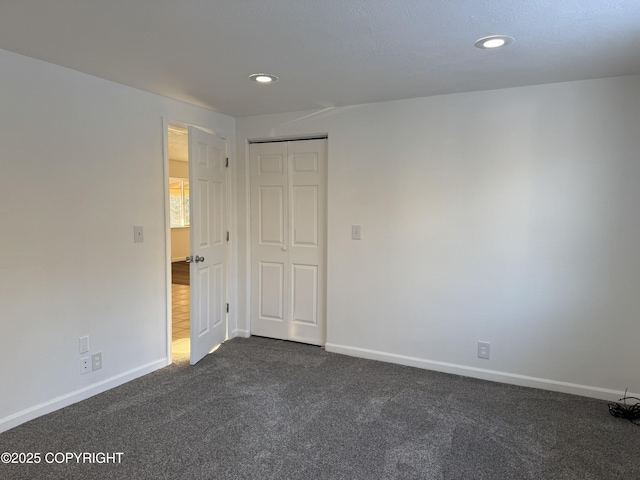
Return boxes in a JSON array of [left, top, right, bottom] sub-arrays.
[[281, 247, 287, 252], [185, 256, 193, 263], [195, 255, 205, 263]]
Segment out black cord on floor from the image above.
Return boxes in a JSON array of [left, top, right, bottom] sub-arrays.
[[608, 388, 640, 425]]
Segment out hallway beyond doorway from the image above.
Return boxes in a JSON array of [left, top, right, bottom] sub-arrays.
[[172, 284, 190, 359]]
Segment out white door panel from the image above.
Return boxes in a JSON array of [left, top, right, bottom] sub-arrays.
[[259, 261, 285, 321], [189, 127, 227, 364], [292, 186, 318, 246], [287, 140, 326, 345], [259, 186, 285, 245], [250, 142, 288, 340], [250, 139, 326, 345], [291, 264, 318, 325]]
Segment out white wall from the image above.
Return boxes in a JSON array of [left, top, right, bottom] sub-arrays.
[[0, 48, 235, 432], [236, 75, 640, 400]]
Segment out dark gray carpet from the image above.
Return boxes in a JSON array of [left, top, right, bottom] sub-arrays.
[[0, 337, 637, 479]]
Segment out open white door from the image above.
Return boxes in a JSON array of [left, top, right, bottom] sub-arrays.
[[188, 127, 227, 364]]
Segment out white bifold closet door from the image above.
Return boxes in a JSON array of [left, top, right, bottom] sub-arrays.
[[250, 139, 327, 345]]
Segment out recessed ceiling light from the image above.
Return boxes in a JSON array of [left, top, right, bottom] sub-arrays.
[[474, 35, 514, 49], [249, 73, 279, 83]]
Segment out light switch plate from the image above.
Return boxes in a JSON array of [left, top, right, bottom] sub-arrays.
[[134, 226, 144, 243], [351, 225, 361, 240], [79, 336, 89, 354]]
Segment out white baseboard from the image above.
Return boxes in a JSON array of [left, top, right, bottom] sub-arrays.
[[231, 329, 251, 338], [325, 343, 634, 402], [0, 358, 169, 434]]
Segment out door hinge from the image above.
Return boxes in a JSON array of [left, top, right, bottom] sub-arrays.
[[226, 303, 229, 313], [226, 231, 229, 242], [226, 157, 229, 168]]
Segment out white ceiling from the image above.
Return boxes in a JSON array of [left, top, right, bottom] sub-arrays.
[[1, 1, 639, 117]]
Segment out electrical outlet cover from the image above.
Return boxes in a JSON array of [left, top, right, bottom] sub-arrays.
[[92, 352, 102, 371], [478, 341, 490, 360], [80, 357, 90, 374]]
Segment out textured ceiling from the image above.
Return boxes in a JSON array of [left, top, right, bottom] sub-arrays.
[[1, 1, 639, 117]]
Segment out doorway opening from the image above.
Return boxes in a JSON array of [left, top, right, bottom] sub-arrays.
[[166, 123, 229, 364], [168, 125, 191, 360]]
